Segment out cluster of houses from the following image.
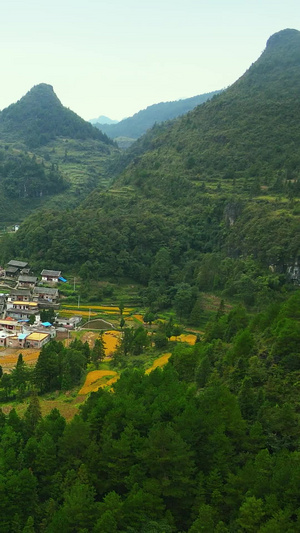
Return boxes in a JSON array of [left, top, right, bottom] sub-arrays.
[[0, 260, 81, 351], [2, 260, 65, 287]]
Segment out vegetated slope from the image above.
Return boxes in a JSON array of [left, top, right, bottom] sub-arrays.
[[1, 292, 300, 531], [0, 85, 120, 223], [117, 28, 300, 193], [0, 149, 69, 223], [94, 90, 221, 140], [2, 29, 300, 310], [0, 83, 114, 149]]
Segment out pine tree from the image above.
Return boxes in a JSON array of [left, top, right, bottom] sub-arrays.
[[91, 333, 106, 368], [22, 516, 35, 533], [189, 296, 203, 327], [24, 393, 42, 436]]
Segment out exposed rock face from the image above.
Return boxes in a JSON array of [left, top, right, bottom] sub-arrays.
[[287, 261, 300, 284]]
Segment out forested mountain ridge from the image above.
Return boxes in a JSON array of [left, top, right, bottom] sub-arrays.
[[94, 90, 221, 141], [0, 83, 114, 149], [1, 29, 300, 310], [116, 28, 300, 194]]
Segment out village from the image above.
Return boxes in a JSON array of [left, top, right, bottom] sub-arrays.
[[0, 260, 81, 351]]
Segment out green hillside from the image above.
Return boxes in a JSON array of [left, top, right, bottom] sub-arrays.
[[0, 84, 113, 149], [117, 28, 300, 196], [95, 90, 221, 141], [1, 29, 300, 310], [0, 85, 120, 223]]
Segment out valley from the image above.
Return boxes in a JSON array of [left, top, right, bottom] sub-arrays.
[[0, 28, 299, 532]]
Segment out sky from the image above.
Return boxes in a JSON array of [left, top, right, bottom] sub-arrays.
[[0, 0, 299, 121]]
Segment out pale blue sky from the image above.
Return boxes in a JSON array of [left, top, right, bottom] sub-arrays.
[[0, 0, 299, 120]]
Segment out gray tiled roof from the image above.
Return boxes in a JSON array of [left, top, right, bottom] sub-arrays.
[[18, 275, 38, 283], [41, 270, 61, 277], [7, 260, 28, 268], [33, 286, 59, 295]]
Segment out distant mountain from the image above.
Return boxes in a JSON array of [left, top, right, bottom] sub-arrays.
[[89, 115, 119, 125], [0, 84, 114, 148], [94, 91, 222, 140]]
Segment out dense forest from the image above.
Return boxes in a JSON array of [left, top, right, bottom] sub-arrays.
[[1, 193, 298, 314], [0, 151, 68, 199], [1, 293, 300, 531]]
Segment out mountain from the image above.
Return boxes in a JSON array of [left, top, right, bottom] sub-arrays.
[[89, 115, 119, 125], [94, 91, 221, 141], [0, 84, 114, 148], [2, 29, 300, 308], [0, 85, 120, 223], [115, 28, 300, 194]]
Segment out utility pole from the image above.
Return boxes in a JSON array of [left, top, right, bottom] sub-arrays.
[[78, 294, 80, 309]]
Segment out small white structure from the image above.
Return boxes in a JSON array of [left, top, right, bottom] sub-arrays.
[[0, 330, 14, 347], [41, 270, 61, 283], [56, 316, 82, 329]]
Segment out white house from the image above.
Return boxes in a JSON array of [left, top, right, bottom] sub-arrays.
[[41, 270, 62, 283]]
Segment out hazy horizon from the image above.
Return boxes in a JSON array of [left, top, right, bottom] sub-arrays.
[[1, 0, 299, 121]]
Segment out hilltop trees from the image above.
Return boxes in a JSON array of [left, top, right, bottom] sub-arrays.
[[91, 334, 106, 368], [113, 327, 150, 366], [34, 339, 89, 393], [0, 152, 68, 198]]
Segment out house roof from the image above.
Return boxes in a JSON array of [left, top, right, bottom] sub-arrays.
[[7, 260, 28, 268], [5, 266, 18, 273], [8, 309, 39, 316], [18, 275, 38, 283], [13, 301, 38, 307], [10, 289, 32, 296], [33, 287, 59, 295], [41, 269, 61, 277], [27, 332, 49, 341], [58, 315, 82, 323], [0, 319, 19, 326]]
